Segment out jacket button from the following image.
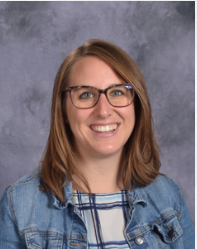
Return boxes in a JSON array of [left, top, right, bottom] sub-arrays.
[[135, 236, 144, 245]]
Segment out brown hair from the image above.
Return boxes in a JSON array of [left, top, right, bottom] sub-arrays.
[[40, 39, 160, 203]]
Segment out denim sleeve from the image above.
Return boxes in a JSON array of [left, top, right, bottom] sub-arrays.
[[0, 190, 25, 248], [178, 190, 195, 248]]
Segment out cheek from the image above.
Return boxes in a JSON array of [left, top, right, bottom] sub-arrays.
[[124, 104, 135, 124], [131, 108, 136, 125], [124, 107, 135, 140], [66, 106, 91, 133], [125, 107, 135, 142], [65, 96, 80, 124]]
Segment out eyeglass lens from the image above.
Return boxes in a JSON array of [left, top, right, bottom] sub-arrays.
[[70, 85, 134, 108]]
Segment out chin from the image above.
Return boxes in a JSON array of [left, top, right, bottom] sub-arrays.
[[93, 146, 123, 158]]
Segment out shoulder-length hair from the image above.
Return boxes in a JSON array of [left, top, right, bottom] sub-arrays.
[[40, 39, 160, 203]]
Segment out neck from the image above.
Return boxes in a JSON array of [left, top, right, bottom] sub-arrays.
[[72, 152, 123, 194]]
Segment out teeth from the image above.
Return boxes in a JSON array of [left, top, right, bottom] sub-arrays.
[[91, 124, 118, 132]]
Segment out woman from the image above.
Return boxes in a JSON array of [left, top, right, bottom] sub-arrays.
[[0, 39, 194, 248]]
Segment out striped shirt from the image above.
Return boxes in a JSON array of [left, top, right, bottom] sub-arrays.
[[73, 190, 130, 249]]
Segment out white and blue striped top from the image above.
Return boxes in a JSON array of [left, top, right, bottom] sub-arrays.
[[73, 190, 130, 249]]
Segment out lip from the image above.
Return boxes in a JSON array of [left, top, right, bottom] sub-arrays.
[[89, 123, 120, 137]]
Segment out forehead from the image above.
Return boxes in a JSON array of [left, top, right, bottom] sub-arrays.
[[68, 56, 125, 87]]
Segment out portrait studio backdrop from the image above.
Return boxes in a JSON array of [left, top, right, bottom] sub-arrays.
[[0, 2, 194, 222]]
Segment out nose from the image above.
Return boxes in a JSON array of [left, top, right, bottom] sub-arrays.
[[94, 93, 113, 118]]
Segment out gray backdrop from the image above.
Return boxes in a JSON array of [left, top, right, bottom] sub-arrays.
[[0, 2, 194, 222]]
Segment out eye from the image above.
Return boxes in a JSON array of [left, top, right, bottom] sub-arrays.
[[110, 90, 125, 96], [79, 91, 94, 99]]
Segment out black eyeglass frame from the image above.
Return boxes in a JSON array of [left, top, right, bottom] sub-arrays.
[[64, 83, 135, 109]]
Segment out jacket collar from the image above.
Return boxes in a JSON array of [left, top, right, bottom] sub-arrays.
[[53, 180, 148, 209], [53, 180, 74, 209], [128, 186, 148, 206]]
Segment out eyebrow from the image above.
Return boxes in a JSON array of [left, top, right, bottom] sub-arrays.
[[70, 83, 126, 88]]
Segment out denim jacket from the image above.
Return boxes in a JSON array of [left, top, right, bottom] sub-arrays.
[[0, 167, 195, 249]]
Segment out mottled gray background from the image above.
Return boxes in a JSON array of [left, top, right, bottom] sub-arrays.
[[0, 2, 194, 222]]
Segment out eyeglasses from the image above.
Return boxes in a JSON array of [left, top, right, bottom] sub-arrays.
[[65, 83, 135, 109]]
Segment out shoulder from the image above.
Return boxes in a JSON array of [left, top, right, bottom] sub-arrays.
[[0, 167, 44, 223], [129, 175, 185, 226], [143, 175, 182, 217], [3, 167, 44, 211], [145, 175, 180, 194], [6, 167, 41, 193], [131, 175, 181, 210]]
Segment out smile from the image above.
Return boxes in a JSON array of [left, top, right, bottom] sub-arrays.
[[91, 124, 118, 133]]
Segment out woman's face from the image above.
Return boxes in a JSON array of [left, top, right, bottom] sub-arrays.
[[65, 56, 135, 159]]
